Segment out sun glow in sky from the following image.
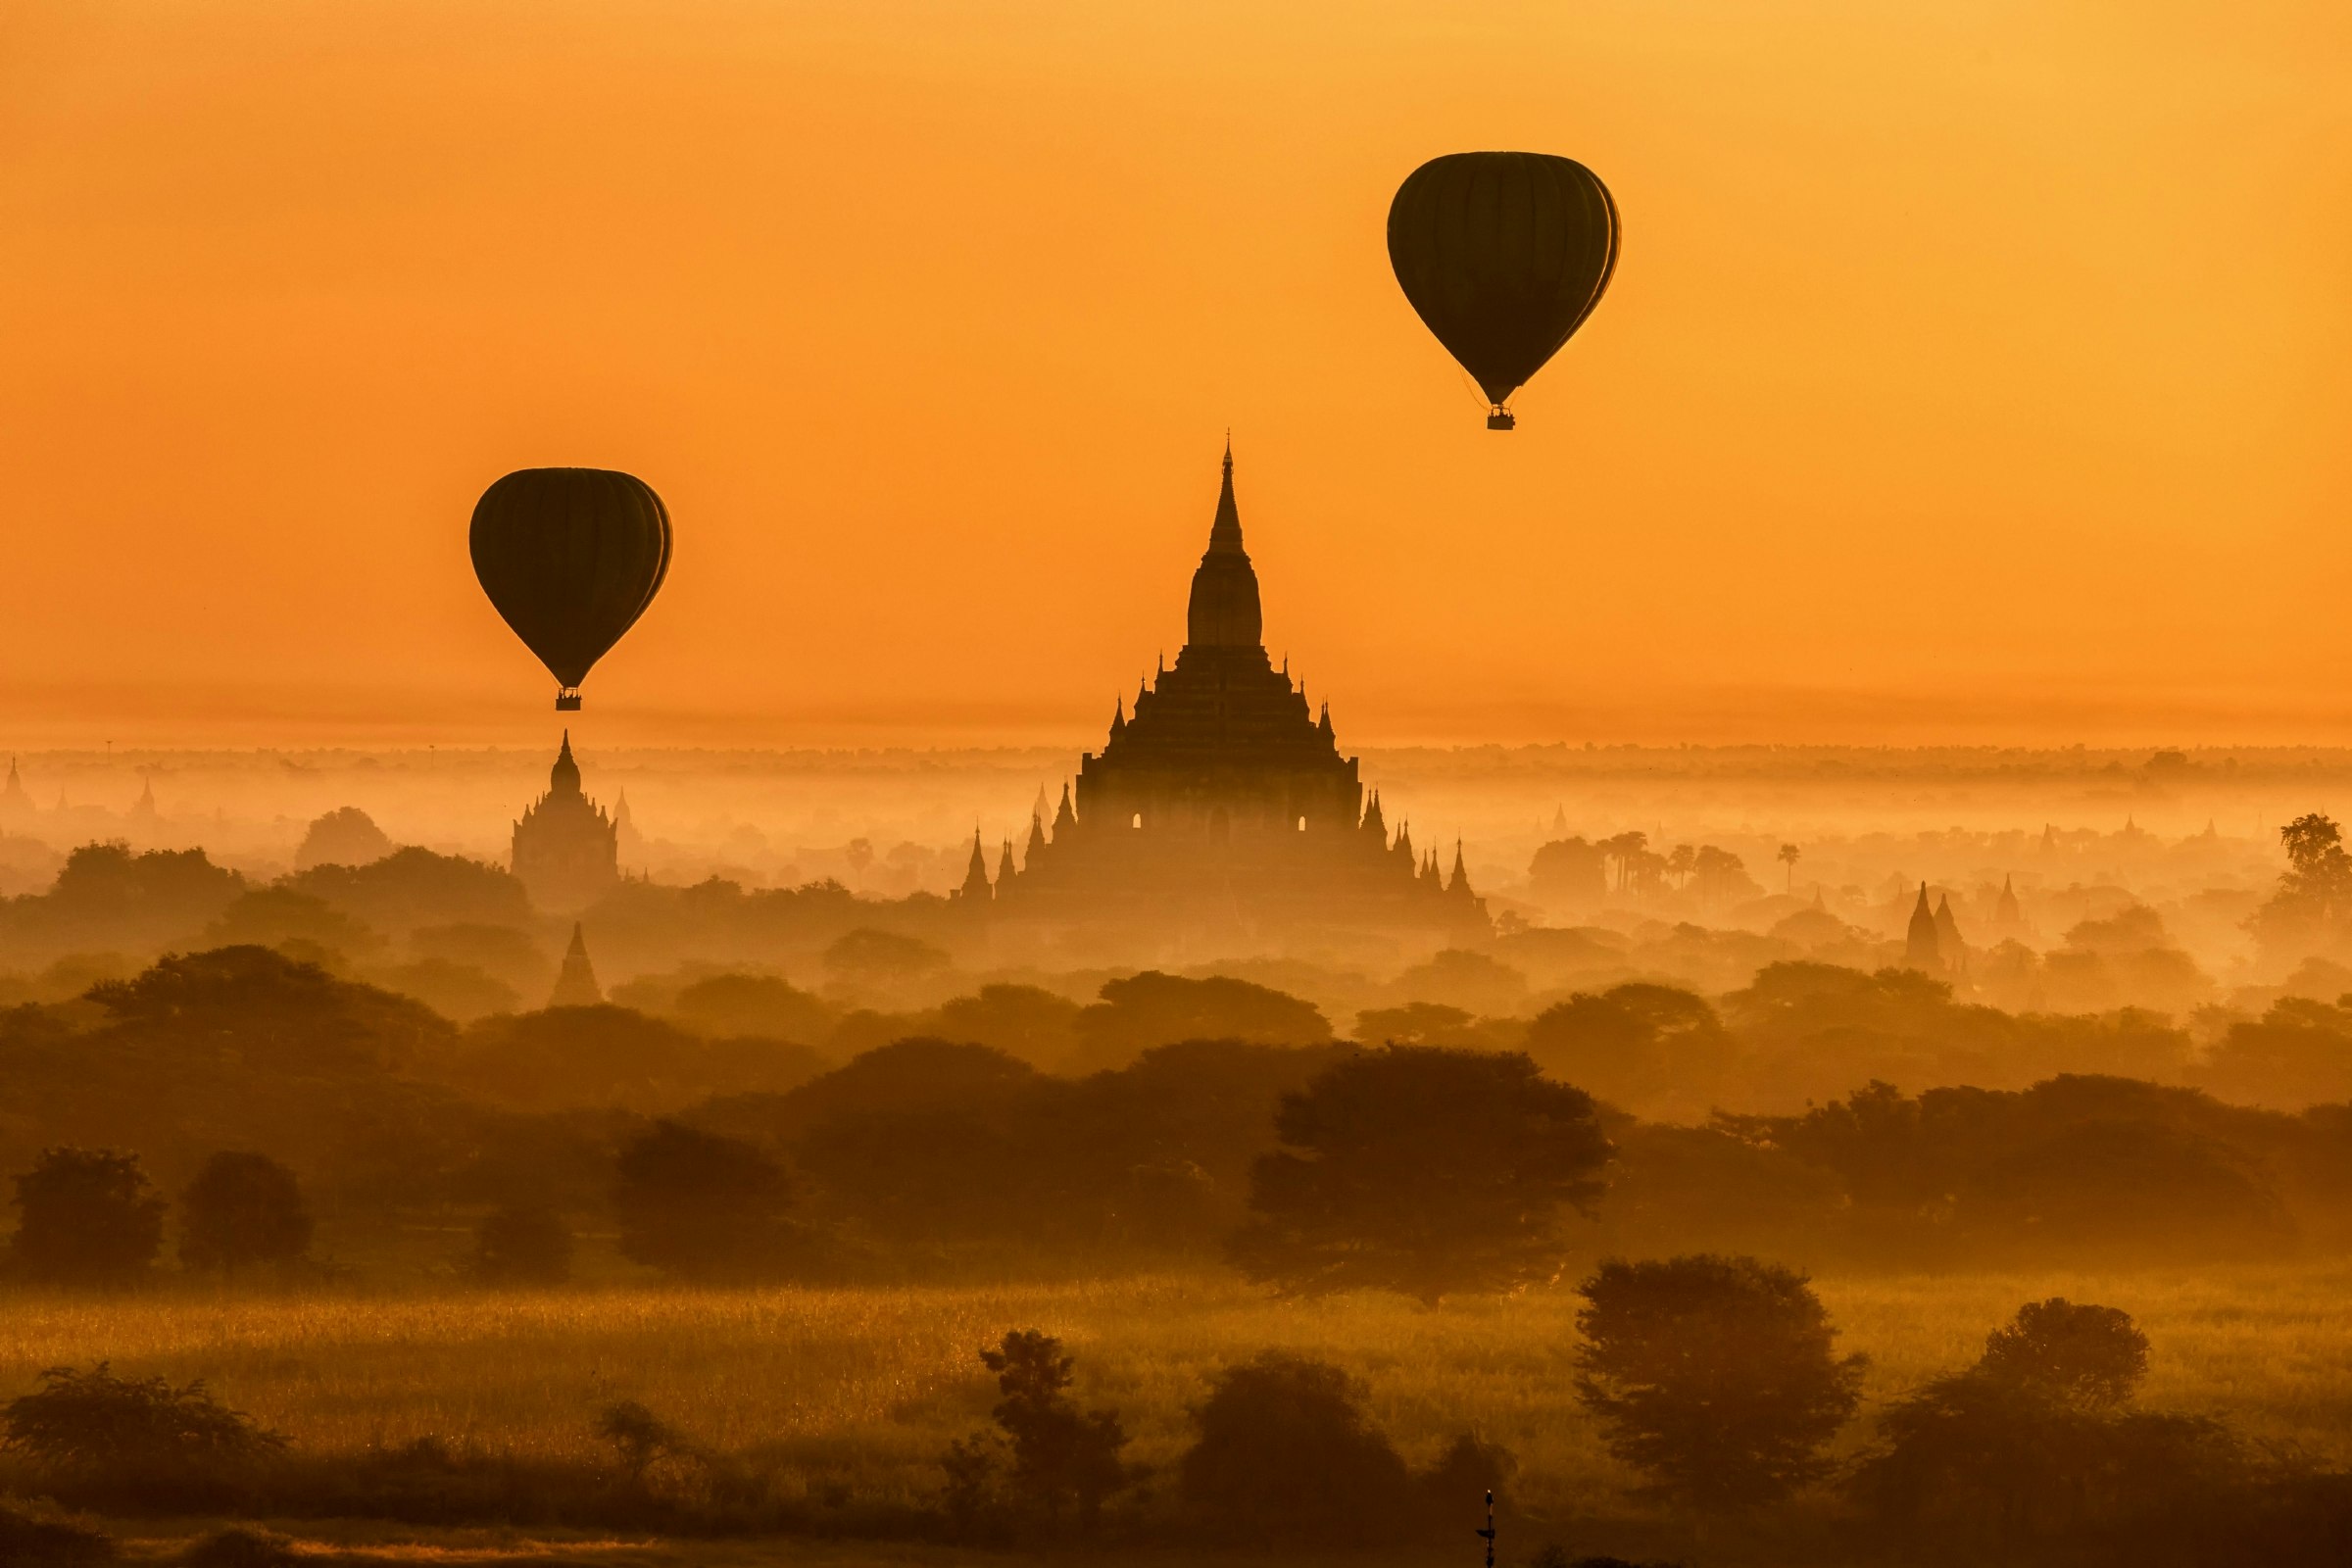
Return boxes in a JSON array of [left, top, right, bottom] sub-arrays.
[[3, 1, 2347, 749]]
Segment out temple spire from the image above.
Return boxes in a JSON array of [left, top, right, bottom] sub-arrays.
[[1185, 438, 1263, 649], [959, 827, 992, 901], [548, 922, 604, 1007], [551, 729, 582, 797]]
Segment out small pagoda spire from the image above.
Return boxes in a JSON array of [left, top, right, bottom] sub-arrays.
[[548, 922, 604, 1007], [1109, 697, 1127, 737], [959, 827, 992, 901], [1449, 839, 1474, 898], [1025, 808, 1050, 859], [997, 837, 1018, 888], [1054, 781, 1078, 834], [1317, 701, 1333, 737], [1904, 883, 1941, 972], [1360, 790, 1386, 840]]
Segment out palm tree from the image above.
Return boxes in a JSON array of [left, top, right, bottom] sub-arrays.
[[1778, 843, 1801, 892]]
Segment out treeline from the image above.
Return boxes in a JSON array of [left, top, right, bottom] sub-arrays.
[[10, 946, 2352, 1284], [7, 1281, 2350, 1567]]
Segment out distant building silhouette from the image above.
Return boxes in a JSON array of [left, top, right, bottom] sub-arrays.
[[548, 921, 603, 1006], [130, 777, 158, 822], [1904, 883, 1942, 972], [1933, 892, 1967, 977], [990, 443, 1488, 959], [612, 787, 647, 870], [0, 759, 31, 826], [1994, 873, 2024, 933], [511, 732, 618, 913]]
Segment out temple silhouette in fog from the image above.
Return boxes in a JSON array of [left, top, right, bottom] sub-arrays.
[[511, 732, 619, 912], [974, 444, 1487, 959]]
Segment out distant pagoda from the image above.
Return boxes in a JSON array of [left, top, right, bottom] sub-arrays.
[[988, 444, 1486, 960], [511, 732, 618, 913]]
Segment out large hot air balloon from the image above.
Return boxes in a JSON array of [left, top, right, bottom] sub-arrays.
[[1387, 152, 1620, 430], [469, 467, 672, 710]]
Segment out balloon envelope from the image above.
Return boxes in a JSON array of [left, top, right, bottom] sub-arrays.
[[469, 467, 672, 709], [1387, 152, 1620, 423]]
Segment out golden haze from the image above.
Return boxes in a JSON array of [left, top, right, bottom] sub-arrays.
[[1, 0, 2347, 749]]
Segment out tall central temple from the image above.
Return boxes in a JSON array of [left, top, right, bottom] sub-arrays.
[[985, 445, 1486, 960]]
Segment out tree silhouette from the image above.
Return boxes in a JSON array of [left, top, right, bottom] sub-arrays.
[[1978, 1297, 2148, 1408], [468, 1203, 574, 1286], [1229, 1046, 1610, 1303], [1177, 1352, 1411, 1541], [177, 1152, 312, 1279], [974, 1330, 1130, 1525], [8, 1148, 166, 1288], [2250, 811, 2352, 955], [1778, 843, 1801, 892], [612, 1120, 803, 1282], [1574, 1253, 1865, 1514]]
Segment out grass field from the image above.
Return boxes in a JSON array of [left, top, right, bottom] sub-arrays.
[[8, 1260, 2351, 1539]]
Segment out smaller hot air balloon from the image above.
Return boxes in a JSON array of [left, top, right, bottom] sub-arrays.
[[469, 467, 672, 710], [1387, 151, 1621, 430]]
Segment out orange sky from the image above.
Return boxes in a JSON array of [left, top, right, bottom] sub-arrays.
[[2, 1, 2348, 751]]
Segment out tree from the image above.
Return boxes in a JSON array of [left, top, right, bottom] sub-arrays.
[[1229, 1046, 1611, 1303], [293, 806, 395, 871], [1068, 971, 1331, 1073], [1778, 843, 1801, 892], [973, 1331, 1130, 1525], [8, 1148, 166, 1288], [1528, 836, 1607, 908], [1522, 984, 1728, 1114], [821, 927, 952, 990], [612, 1120, 804, 1282], [0, 1362, 286, 1507], [927, 983, 1084, 1069], [1851, 1300, 2233, 1545], [178, 1152, 312, 1278], [1598, 832, 1648, 896], [2249, 811, 2352, 956], [1574, 1254, 1865, 1514], [468, 1204, 574, 1286], [1177, 1352, 1411, 1540], [1978, 1297, 2148, 1408]]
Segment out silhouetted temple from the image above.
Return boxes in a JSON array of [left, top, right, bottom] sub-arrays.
[[511, 732, 619, 913], [982, 445, 1487, 959]]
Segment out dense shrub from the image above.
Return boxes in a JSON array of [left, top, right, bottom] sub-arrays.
[[1177, 1352, 1410, 1541], [1, 1363, 287, 1510]]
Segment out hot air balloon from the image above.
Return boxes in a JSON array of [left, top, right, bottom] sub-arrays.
[[469, 467, 672, 710], [1386, 151, 1620, 430]]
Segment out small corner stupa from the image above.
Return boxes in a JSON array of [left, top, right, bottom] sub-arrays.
[[547, 922, 604, 1007]]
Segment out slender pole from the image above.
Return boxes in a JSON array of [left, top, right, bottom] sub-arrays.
[[1477, 1488, 1496, 1568]]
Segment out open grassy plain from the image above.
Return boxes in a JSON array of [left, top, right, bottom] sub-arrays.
[[9, 1261, 2351, 1543]]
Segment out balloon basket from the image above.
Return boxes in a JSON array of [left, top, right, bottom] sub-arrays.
[[1486, 410, 1516, 431], [556, 691, 582, 711]]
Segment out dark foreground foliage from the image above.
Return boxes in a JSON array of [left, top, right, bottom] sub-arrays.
[[0, 1498, 115, 1566], [0, 1363, 287, 1511]]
